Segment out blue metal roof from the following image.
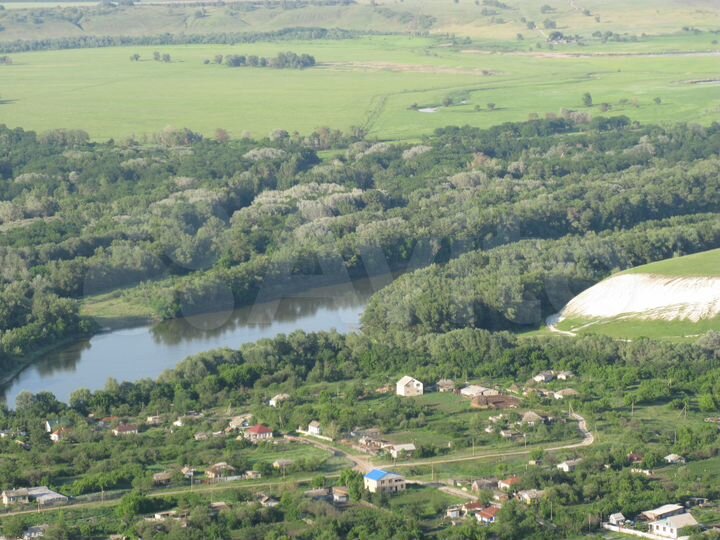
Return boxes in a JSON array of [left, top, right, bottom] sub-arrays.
[[365, 469, 390, 481]]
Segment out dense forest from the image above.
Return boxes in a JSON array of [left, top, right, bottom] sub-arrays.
[[1, 118, 720, 377]]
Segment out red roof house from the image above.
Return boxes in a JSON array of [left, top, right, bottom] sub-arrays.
[[245, 424, 274, 441]]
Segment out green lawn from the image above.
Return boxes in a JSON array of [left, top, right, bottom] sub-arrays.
[[1, 35, 719, 140]]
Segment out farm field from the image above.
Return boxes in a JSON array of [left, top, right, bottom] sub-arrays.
[[1, 35, 720, 140]]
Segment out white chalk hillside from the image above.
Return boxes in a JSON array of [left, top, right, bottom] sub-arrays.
[[559, 274, 720, 323]]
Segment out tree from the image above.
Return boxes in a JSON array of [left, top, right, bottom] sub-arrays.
[[2, 516, 26, 539], [582, 92, 593, 107], [116, 491, 153, 523], [130, 53, 140, 62], [654, 97, 662, 105], [487, 102, 496, 110]]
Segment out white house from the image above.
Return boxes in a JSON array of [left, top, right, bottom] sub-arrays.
[[557, 458, 583, 473], [388, 443, 416, 459], [533, 371, 554, 383], [364, 469, 406, 494], [396, 376, 423, 397], [2, 488, 29, 506], [608, 512, 626, 526], [664, 454, 686, 465], [556, 371, 574, 381], [332, 487, 349, 504], [308, 421, 321, 436], [648, 512, 697, 539], [460, 385, 491, 398]]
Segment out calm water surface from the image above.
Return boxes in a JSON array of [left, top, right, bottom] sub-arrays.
[[1, 278, 381, 406]]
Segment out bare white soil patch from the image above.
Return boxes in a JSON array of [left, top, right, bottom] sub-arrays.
[[559, 274, 720, 323]]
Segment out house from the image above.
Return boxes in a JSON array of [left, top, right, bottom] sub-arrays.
[[642, 504, 686, 522], [631, 468, 653, 477], [181, 466, 196, 478], [460, 385, 492, 399], [146, 415, 162, 426], [396, 376, 423, 397], [387, 443, 416, 459], [205, 462, 236, 479], [471, 478, 498, 493], [556, 371, 574, 380], [533, 371, 554, 383], [112, 424, 138, 436], [194, 432, 209, 441], [304, 488, 330, 500], [517, 489, 545, 505], [244, 470, 262, 480], [269, 393, 290, 408], [27, 487, 67, 506], [228, 414, 253, 430], [2, 488, 29, 506], [628, 452, 644, 465], [520, 411, 544, 426], [308, 421, 321, 436], [478, 505, 501, 524], [50, 427, 71, 443], [258, 495, 280, 508], [273, 459, 293, 470], [332, 487, 349, 504], [437, 379, 455, 393], [446, 505, 462, 519], [493, 492, 510, 504], [499, 429, 516, 439], [363, 469, 406, 494], [664, 454, 686, 465], [153, 472, 173, 486], [461, 501, 485, 516], [557, 458, 583, 472], [472, 395, 521, 410], [648, 512, 698, 539], [498, 477, 522, 491], [245, 424, 274, 442], [608, 512, 626, 526], [22, 525, 49, 539], [554, 389, 580, 400]]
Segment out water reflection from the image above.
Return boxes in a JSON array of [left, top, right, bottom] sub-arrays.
[[1, 278, 378, 406]]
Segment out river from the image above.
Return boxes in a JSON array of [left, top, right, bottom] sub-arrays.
[[1, 278, 382, 406]]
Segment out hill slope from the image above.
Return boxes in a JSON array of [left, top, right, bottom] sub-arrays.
[[553, 249, 720, 339]]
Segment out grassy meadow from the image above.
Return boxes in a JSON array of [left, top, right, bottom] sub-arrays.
[[622, 248, 720, 277], [1, 35, 719, 140]]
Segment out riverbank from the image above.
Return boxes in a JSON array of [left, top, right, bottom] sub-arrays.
[[80, 289, 158, 330], [0, 331, 95, 391]]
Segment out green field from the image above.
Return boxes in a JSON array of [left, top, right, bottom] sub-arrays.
[[1, 36, 719, 140], [557, 314, 720, 341], [622, 248, 720, 277]]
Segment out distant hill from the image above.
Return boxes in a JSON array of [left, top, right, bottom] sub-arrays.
[[552, 249, 720, 340], [0, 0, 719, 43]]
